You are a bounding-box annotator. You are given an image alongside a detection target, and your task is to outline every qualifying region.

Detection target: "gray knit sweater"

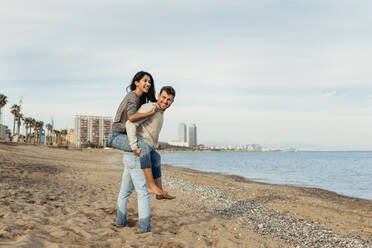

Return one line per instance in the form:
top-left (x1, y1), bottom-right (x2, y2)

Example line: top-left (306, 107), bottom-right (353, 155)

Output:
top-left (111, 91), bottom-right (139, 133)
top-left (126, 103), bottom-right (164, 150)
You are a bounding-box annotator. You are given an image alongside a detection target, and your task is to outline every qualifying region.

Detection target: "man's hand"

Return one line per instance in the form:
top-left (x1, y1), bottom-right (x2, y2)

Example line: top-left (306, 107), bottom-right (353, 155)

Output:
top-left (133, 148), bottom-right (140, 156)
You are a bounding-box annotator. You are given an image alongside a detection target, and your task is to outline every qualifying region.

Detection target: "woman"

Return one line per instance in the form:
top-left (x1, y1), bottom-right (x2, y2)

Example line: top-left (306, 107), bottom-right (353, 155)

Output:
top-left (108, 71), bottom-right (165, 196)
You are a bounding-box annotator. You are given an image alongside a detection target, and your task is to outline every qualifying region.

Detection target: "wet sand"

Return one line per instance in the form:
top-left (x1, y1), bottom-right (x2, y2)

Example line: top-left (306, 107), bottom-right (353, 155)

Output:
top-left (0, 143), bottom-right (371, 247)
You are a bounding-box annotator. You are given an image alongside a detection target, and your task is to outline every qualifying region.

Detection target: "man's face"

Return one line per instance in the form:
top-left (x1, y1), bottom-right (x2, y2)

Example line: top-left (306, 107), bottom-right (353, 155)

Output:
top-left (157, 90), bottom-right (174, 110)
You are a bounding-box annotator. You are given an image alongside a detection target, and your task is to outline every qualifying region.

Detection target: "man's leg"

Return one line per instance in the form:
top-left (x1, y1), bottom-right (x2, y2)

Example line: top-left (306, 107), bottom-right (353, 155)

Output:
top-left (151, 150), bottom-right (176, 200)
top-left (127, 152), bottom-right (151, 233)
top-left (117, 153), bottom-right (134, 227)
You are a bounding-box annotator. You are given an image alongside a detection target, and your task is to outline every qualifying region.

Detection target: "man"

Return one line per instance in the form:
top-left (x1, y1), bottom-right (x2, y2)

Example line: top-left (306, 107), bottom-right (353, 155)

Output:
top-left (116, 86), bottom-right (175, 232)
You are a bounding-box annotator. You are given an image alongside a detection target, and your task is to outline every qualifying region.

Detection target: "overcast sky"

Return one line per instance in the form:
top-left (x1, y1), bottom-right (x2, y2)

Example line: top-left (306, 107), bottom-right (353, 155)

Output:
top-left (1, 0), bottom-right (372, 150)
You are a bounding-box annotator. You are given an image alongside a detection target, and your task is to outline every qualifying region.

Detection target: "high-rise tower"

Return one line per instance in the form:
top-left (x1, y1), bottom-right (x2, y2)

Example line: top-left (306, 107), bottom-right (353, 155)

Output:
top-left (178, 123), bottom-right (187, 142)
top-left (188, 124), bottom-right (197, 147)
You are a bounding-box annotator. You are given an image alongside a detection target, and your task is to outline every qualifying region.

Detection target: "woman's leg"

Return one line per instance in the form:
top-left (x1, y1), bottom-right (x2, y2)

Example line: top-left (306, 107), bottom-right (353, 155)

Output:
top-left (109, 133), bottom-right (152, 168)
top-left (151, 150), bottom-right (176, 200)
top-left (109, 132), bottom-right (132, 152)
top-left (110, 132), bottom-right (164, 195)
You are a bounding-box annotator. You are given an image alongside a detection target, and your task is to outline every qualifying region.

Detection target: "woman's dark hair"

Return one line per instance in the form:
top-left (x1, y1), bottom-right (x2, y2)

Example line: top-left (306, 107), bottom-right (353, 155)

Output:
top-left (126, 71), bottom-right (157, 105)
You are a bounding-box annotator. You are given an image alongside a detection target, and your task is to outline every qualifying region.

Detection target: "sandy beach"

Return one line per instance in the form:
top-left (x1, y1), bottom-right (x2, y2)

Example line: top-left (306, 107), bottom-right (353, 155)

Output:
top-left (0, 143), bottom-right (371, 248)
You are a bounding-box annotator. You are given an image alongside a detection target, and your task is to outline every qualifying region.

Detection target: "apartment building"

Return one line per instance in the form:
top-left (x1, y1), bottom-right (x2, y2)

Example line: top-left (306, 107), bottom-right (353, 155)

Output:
top-left (74, 115), bottom-right (112, 148)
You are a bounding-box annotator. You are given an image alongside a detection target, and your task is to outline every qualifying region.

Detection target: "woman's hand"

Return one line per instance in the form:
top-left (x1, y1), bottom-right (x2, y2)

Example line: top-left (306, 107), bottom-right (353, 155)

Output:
top-left (150, 104), bottom-right (158, 115)
top-left (128, 104), bottom-right (158, 122)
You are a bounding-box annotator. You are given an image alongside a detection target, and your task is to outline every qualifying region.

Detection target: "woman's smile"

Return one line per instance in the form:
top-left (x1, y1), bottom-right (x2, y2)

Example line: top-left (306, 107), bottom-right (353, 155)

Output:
top-left (136, 74), bottom-right (152, 94)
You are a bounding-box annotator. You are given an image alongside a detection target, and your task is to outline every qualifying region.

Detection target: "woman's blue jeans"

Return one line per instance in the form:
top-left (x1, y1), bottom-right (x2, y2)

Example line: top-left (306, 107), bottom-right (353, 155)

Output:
top-left (117, 152), bottom-right (151, 232)
top-left (108, 132), bottom-right (153, 169)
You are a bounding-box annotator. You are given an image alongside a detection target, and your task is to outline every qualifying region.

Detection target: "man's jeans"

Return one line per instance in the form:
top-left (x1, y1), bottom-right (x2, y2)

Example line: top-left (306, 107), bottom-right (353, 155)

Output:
top-left (117, 152), bottom-right (151, 232)
top-left (109, 132), bottom-right (152, 170)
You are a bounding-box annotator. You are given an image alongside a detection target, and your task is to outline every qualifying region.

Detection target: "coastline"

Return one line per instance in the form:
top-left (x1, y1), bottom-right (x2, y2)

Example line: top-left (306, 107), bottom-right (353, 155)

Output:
top-left (161, 162), bottom-right (372, 201)
top-left (0, 143), bottom-right (371, 247)
top-left (160, 149), bottom-right (372, 201)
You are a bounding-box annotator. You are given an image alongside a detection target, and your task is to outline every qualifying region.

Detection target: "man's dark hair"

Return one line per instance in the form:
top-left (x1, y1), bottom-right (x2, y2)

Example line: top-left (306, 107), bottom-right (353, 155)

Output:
top-left (160, 86), bottom-right (176, 98)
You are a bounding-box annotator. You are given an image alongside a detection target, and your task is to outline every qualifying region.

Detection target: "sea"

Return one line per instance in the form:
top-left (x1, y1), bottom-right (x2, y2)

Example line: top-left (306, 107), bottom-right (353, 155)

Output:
top-left (161, 151), bottom-right (372, 200)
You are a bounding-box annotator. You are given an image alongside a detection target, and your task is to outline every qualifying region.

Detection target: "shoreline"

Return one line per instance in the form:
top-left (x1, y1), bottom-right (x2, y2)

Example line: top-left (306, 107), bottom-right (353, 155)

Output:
top-left (160, 149), bottom-right (372, 201)
top-left (161, 163), bottom-right (372, 203)
top-left (1, 143), bottom-right (371, 247)
top-left (159, 148), bottom-right (372, 153)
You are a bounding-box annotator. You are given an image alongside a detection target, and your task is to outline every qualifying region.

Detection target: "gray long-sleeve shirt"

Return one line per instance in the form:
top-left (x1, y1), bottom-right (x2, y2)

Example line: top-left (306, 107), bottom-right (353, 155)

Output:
top-left (126, 103), bottom-right (164, 150)
top-left (111, 91), bottom-right (140, 133)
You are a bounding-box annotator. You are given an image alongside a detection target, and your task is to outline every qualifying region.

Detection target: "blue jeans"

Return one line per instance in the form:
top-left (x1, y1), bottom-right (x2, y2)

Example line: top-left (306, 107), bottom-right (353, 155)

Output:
top-left (150, 149), bottom-right (161, 179)
top-left (117, 152), bottom-right (151, 232)
top-left (108, 132), bottom-right (161, 178)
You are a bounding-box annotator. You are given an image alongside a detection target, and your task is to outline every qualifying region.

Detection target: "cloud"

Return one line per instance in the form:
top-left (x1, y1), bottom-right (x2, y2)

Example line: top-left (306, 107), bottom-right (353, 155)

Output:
top-left (323, 91), bottom-right (337, 98)
top-left (2, 0), bottom-right (372, 91)
top-left (2, 0), bottom-right (372, 150)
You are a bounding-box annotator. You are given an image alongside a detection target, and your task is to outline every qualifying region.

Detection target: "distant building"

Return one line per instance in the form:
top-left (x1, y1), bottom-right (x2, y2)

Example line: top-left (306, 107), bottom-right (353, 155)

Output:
top-left (0, 124), bottom-right (9, 141)
top-left (66, 129), bottom-right (75, 145)
top-left (168, 141), bottom-right (188, 147)
top-left (246, 144), bottom-right (262, 151)
top-left (178, 123), bottom-right (187, 142)
top-left (74, 115), bottom-right (112, 148)
top-left (188, 124), bottom-right (197, 147)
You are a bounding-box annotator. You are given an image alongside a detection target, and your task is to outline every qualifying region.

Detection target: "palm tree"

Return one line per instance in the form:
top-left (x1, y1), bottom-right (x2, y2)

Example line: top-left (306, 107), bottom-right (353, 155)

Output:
top-left (0, 94), bottom-right (8, 125)
top-left (30, 118), bottom-right (36, 143)
top-left (46, 123), bottom-right (53, 145)
top-left (34, 121), bottom-right (40, 144)
top-left (10, 104), bottom-right (20, 136)
top-left (34, 121), bottom-right (39, 144)
top-left (17, 113), bottom-right (24, 140)
top-left (36, 121), bottom-right (44, 144)
top-left (24, 117), bottom-right (33, 143)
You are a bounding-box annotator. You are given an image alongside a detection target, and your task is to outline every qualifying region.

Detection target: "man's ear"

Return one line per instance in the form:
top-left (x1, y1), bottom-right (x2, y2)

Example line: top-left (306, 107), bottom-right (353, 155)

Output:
top-left (158, 93), bottom-right (161, 99)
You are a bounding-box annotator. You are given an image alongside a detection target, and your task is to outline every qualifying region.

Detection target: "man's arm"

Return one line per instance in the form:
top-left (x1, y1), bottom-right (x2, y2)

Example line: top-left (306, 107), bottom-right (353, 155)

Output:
top-left (126, 120), bottom-right (140, 151)
top-left (126, 104), bottom-right (155, 152)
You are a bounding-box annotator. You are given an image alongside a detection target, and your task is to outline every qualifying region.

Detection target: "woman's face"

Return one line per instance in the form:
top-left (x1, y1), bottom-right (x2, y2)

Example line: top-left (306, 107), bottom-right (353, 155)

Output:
top-left (135, 74), bottom-right (152, 94)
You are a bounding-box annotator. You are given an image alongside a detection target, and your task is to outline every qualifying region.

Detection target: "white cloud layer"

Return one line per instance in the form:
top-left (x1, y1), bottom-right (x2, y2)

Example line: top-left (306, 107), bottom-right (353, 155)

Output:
top-left (1, 0), bottom-right (372, 150)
